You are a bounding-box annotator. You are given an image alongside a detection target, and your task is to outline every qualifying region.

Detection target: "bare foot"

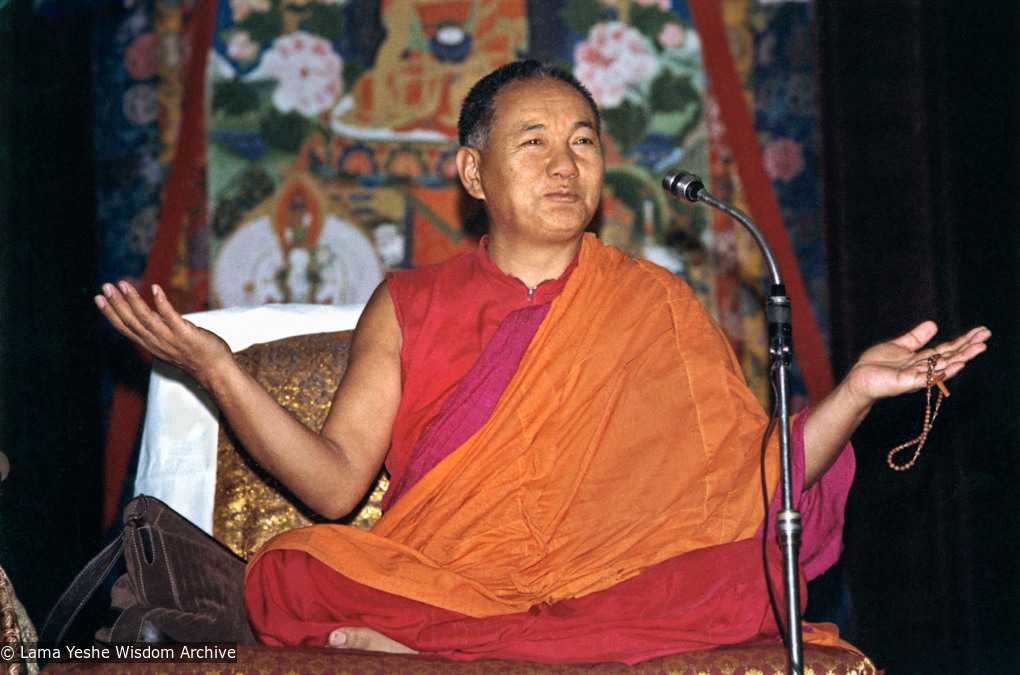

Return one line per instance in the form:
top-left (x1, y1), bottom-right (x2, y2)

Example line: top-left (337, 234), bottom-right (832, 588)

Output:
top-left (327, 627), bottom-right (418, 654)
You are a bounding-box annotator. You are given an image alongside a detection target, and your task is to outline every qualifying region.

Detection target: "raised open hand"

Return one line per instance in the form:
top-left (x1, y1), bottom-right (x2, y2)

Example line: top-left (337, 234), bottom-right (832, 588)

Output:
top-left (802, 321), bottom-right (990, 485)
top-left (94, 281), bottom-right (233, 386)
top-left (844, 321), bottom-right (990, 406)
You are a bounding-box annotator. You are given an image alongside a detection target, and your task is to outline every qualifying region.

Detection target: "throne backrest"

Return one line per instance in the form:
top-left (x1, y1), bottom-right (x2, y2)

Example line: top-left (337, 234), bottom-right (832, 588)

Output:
top-left (212, 329), bottom-right (388, 559)
top-left (133, 304), bottom-right (368, 543)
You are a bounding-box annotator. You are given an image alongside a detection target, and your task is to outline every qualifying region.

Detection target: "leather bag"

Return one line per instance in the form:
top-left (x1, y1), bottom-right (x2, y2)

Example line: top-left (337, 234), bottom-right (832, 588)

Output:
top-left (41, 494), bottom-right (255, 644)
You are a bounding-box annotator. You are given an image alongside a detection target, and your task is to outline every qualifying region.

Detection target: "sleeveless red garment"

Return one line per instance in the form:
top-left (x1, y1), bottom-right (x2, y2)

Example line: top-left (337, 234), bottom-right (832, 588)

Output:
top-left (382, 236), bottom-right (576, 507)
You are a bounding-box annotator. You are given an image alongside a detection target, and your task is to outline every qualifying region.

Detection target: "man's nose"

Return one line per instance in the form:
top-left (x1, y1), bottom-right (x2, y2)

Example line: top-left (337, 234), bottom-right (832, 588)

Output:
top-left (548, 143), bottom-right (579, 178)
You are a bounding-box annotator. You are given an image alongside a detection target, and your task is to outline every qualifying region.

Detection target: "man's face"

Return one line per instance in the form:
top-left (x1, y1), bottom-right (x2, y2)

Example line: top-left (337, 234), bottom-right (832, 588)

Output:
top-left (457, 78), bottom-right (605, 246)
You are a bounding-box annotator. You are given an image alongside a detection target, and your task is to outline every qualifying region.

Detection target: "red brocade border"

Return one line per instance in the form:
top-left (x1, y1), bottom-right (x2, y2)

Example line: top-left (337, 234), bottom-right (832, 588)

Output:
top-left (687, 0), bottom-right (835, 403)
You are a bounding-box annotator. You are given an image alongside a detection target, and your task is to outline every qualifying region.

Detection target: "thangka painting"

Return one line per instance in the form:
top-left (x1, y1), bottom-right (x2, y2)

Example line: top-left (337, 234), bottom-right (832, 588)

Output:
top-left (80, 0), bottom-right (826, 407)
top-left (206, 0), bottom-right (714, 308)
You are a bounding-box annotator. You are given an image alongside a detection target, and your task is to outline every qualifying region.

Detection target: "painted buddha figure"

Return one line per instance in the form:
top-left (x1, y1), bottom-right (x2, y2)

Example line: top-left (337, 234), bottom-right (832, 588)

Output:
top-left (333, 0), bottom-right (527, 138)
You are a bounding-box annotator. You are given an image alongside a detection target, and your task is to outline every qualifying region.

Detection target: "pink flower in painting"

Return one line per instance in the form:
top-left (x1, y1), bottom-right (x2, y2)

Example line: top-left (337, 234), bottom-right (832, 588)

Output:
top-left (125, 32), bottom-right (158, 80)
top-left (763, 137), bottom-right (806, 183)
top-left (574, 22), bottom-right (657, 108)
top-left (227, 31), bottom-right (260, 62)
top-left (252, 32), bottom-right (343, 117)
top-left (637, 0), bottom-right (672, 10)
top-left (658, 22), bottom-right (685, 49)
top-left (229, 0), bottom-right (270, 22)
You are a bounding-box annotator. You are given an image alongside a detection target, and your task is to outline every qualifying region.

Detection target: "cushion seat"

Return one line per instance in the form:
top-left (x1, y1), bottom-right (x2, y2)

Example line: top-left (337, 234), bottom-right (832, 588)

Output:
top-left (42, 641), bottom-right (875, 674)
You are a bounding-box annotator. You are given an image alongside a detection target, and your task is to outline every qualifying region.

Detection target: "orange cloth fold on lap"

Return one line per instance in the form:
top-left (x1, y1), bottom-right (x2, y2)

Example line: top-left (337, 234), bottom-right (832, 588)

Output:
top-left (247, 234), bottom-right (782, 618)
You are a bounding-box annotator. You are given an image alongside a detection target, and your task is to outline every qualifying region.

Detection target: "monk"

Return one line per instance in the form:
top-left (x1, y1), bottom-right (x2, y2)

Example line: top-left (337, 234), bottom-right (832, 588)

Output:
top-left (95, 60), bottom-right (990, 664)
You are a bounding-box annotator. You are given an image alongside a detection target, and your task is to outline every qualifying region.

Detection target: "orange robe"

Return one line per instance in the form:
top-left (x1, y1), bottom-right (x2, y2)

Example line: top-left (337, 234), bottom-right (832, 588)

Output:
top-left (253, 233), bottom-right (791, 606)
top-left (247, 234), bottom-right (851, 660)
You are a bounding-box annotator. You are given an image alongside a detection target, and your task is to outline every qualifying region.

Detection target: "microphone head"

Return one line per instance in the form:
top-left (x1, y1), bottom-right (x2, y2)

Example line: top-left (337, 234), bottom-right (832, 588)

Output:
top-left (662, 169), bottom-right (705, 203)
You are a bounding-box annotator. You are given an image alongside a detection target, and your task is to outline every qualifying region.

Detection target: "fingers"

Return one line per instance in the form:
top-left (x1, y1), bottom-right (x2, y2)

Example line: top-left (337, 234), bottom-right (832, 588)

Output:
top-left (150, 284), bottom-right (188, 331)
top-left (94, 285), bottom-right (128, 335)
top-left (95, 282), bottom-right (148, 344)
top-left (891, 320), bottom-right (939, 353)
top-left (941, 326), bottom-right (991, 356)
top-left (845, 322), bottom-right (989, 403)
top-left (96, 281), bottom-right (234, 381)
top-left (896, 325), bottom-right (990, 389)
top-left (941, 360), bottom-right (966, 381)
top-left (107, 283), bottom-right (159, 336)
top-left (94, 281), bottom-right (176, 359)
top-left (933, 327), bottom-right (990, 381)
top-left (122, 282), bottom-right (172, 340)
top-left (893, 323), bottom-right (990, 367)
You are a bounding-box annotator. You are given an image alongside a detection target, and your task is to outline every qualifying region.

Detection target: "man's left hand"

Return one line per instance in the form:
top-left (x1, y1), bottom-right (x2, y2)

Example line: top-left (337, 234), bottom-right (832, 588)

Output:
top-left (843, 321), bottom-right (991, 408)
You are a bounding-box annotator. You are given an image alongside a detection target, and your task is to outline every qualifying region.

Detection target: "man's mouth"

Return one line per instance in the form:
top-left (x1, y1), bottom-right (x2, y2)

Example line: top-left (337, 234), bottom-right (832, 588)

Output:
top-left (545, 189), bottom-right (579, 201)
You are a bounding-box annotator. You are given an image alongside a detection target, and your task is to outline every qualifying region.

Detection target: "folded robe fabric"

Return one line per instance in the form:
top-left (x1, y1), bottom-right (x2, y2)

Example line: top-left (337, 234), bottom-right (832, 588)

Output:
top-left (385, 301), bottom-right (553, 509)
top-left (248, 235), bottom-right (827, 620)
top-left (246, 410), bottom-right (853, 659)
top-left (248, 540), bottom-right (806, 663)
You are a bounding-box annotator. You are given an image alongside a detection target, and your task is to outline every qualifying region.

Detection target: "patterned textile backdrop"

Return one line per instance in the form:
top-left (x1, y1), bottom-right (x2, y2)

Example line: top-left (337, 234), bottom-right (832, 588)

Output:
top-left (707, 0), bottom-right (824, 407)
top-left (91, 0), bottom-right (208, 312)
top-left (93, 0), bottom-right (166, 294)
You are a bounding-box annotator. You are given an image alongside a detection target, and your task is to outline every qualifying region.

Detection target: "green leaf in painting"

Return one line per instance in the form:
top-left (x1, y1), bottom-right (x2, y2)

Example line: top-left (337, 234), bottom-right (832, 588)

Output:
top-left (630, 4), bottom-right (673, 38)
top-left (342, 55), bottom-right (366, 93)
top-left (305, 3), bottom-right (345, 41)
top-left (236, 11), bottom-right (283, 45)
top-left (559, 0), bottom-right (604, 36)
top-left (602, 100), bottom-right (650, 154)
top-left (649, 71), bottom-right (698, 113)
top-left (260, 109), bottom-right (313, 153)
top-left (212, 79), bottom-right (261, 116)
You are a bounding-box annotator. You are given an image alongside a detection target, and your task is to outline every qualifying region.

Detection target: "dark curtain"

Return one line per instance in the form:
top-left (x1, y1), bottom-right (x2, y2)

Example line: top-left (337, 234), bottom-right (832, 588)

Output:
top-left (817, 1), bottom-right (1020, 673)
top-left (0, 0), bottom-right (105, 637)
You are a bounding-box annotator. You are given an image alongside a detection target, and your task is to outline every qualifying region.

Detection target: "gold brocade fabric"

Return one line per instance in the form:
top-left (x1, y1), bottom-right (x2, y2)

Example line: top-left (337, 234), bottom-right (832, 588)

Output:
top-left (1, 562), bottom-right (38, 675)
top-left (212, 331), bottom-right (388, 561)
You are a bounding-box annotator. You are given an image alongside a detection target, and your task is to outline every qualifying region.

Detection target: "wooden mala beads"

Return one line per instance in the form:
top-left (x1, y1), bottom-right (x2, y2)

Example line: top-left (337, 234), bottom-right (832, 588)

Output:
top-left (887, 354), bottom-right (950, 471)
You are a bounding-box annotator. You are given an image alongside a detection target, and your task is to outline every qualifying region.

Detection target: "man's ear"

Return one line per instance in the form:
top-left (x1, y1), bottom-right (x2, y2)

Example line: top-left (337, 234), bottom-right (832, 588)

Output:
top-left (456, 146), bottom-right (485, 201)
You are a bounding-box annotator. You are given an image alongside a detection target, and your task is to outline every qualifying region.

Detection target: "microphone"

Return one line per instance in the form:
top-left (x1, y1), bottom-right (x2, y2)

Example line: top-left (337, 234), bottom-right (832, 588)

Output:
top-left (661, 166), bottom-right (803, 673)
top-left (661, 168), bottom-right (782, 289)
top-left (662, 169), bottom-right (705, 203)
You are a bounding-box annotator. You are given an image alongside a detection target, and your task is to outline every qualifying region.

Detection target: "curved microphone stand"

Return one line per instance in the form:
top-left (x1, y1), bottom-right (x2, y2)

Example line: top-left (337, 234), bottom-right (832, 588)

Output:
top-left (662, 169), bottom-right (803, 675)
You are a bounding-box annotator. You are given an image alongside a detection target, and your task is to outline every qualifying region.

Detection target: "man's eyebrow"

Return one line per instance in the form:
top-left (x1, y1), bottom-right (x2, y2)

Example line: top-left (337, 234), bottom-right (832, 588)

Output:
top-left (513, 120), bottom-right (598, 134)
top-left (516, 122), bottom-right (546, 134)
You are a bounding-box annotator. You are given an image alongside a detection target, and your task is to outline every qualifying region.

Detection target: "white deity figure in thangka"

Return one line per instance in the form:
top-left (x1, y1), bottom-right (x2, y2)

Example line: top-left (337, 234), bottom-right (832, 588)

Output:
top-left (212, 174), bottom-right (383, 307)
